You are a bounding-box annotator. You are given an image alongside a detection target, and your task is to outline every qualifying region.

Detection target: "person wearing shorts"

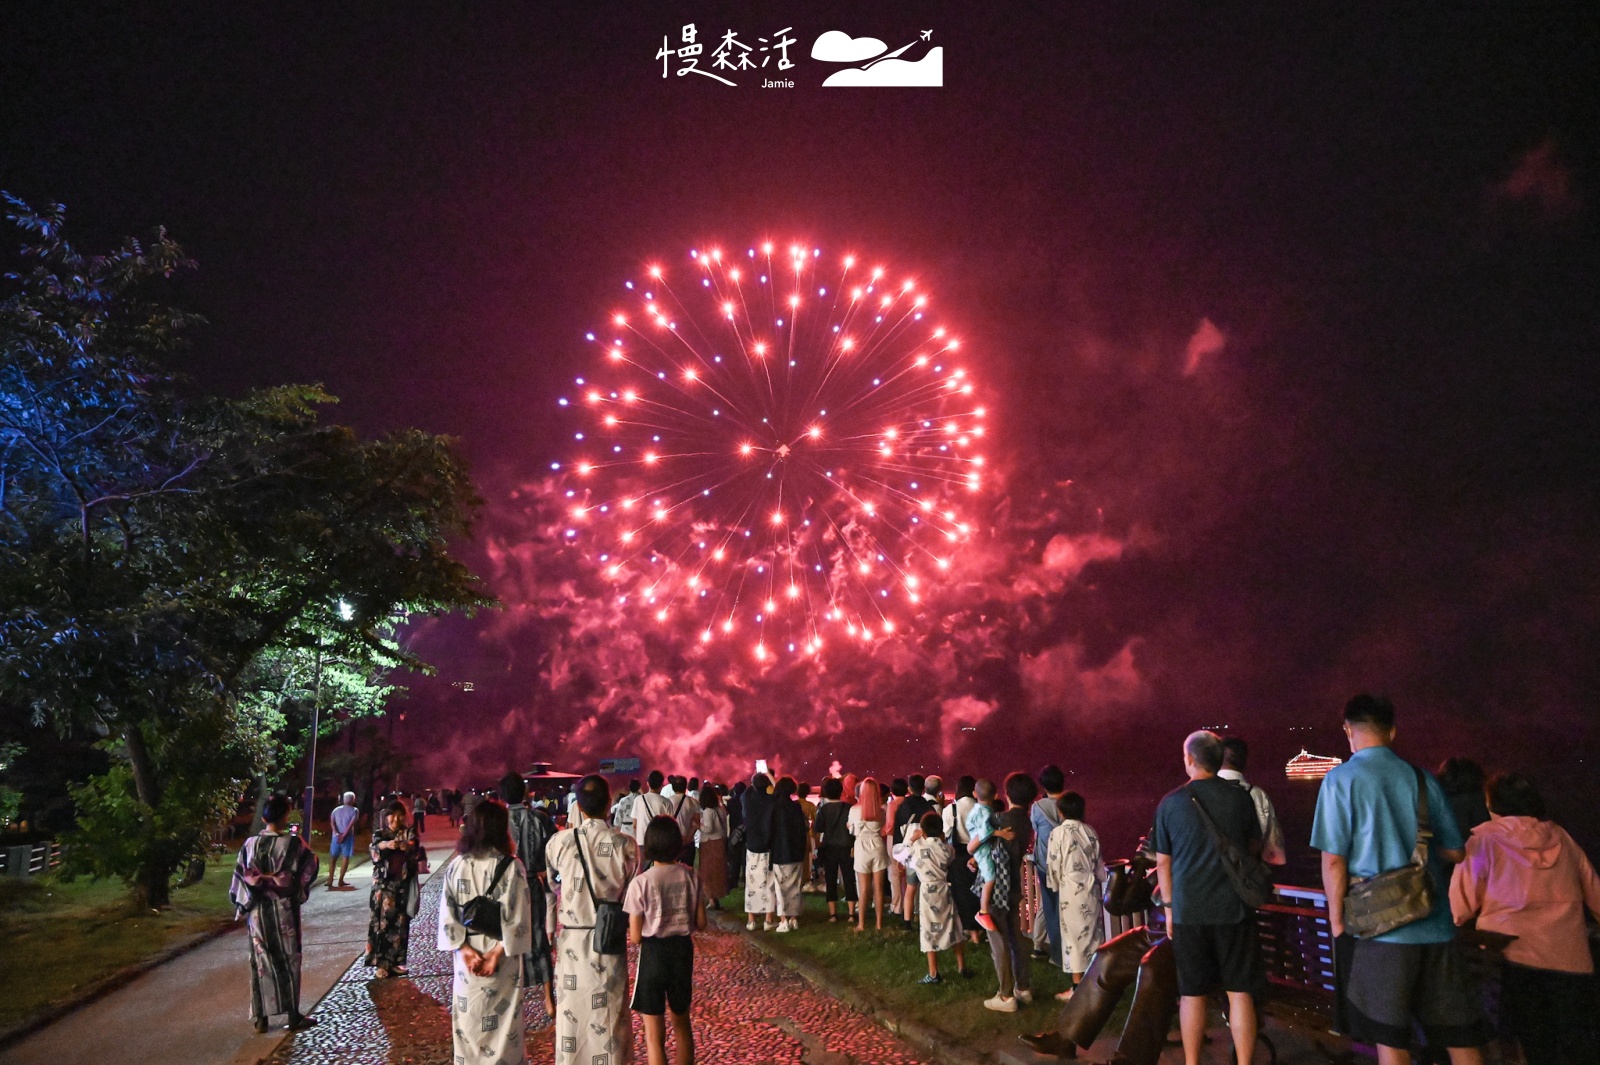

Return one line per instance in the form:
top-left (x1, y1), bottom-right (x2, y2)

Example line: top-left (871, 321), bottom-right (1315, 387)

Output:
top-left (1154, 730), bottom-right (1265, 1065)
top-left (327, 792), bottom-right (359, 890)
top-left (1313, 695), bottom-right (1490, 1065)
top-left (626, 816), bottom-right (707, 1065)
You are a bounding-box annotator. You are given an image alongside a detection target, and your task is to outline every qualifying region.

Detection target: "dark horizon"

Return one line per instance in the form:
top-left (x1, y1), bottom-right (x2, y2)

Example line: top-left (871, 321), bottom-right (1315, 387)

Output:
top-left (4, 3), bottom-right (1597, 865)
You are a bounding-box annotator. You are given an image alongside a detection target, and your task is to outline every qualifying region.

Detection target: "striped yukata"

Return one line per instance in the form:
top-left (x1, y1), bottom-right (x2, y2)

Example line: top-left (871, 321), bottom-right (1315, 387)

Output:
top-left (230, 831), bottom-right (319, 1027)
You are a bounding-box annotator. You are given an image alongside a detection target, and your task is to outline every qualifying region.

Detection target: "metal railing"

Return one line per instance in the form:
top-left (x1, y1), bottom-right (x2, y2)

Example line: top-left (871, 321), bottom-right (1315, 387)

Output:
top-left (1020, 859), bottom-right (1335, 1001)
top-left (1, 840), bottom-right (64, 878)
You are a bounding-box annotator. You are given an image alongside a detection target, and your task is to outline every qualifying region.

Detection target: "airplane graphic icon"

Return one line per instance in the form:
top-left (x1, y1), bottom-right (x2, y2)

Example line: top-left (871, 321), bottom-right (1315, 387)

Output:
top-left (920, 30), bottom-right (932, 41)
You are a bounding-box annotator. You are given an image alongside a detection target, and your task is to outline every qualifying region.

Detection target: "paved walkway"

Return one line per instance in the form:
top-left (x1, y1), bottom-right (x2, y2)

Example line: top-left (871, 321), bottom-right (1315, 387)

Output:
top-left (267, 875), bottom-right (926, 1065)
top-left (0, 823), bottom-right (453, 1065)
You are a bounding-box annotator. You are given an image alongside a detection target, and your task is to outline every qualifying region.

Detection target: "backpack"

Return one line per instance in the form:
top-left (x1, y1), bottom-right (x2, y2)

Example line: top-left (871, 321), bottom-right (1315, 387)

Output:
top-left (460, 855), bottom-right (515, 940)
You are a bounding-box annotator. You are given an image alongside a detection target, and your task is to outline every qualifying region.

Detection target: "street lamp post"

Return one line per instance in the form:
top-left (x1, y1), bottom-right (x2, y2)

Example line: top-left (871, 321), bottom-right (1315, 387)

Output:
top-left (302, 599), bottom-right (352, 836)
top-left (302, 644), bottom-right (323, 835)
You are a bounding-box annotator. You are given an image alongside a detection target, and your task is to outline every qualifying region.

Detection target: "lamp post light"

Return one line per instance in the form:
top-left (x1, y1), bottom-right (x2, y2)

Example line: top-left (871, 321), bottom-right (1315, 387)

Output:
top-left (302, 599), bottom-right (354, 836)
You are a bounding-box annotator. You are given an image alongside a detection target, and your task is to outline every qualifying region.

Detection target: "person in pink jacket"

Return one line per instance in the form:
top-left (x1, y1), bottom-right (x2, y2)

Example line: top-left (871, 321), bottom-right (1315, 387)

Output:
top-left (1450, 772), bottom-right (1600, 1065)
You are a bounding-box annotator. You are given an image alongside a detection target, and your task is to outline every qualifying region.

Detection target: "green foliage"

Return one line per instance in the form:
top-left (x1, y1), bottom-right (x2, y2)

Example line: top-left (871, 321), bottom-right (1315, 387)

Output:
top-left (0, 195), bottom-right (493, 905)
top-left (0, 742), bottom-right (22, 829)
top-left (65, 710), bottom-right (251, 891)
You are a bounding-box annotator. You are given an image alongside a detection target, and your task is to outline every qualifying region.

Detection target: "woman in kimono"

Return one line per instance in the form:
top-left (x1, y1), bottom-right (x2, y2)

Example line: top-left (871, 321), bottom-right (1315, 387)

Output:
top-left (231, 793), bottom-right (321, 1033)
top-left (367, 799), bottom-right (425, 977)
top-left (1043, 791), bottom-right (1105, 997)
top-left (907, 812), bottom-right (970, 982)
top-left (849, 777), bottom-right (890, 931)
top-left (500, 772), bottom-right (557, 1018)
top-left (438, 797), bottom-right (534, 1065)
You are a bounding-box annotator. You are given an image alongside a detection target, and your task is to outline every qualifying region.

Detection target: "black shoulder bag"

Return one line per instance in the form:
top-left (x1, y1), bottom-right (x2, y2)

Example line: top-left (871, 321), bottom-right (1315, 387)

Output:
top-left (575, 828), bottom-right (628, 955)
top-left (1343, 764), bottom-right (1435, 939)
top-left (460, 854), bottom-right (514, 940)
top-left (1188, 784), bottom-right (1276, 910)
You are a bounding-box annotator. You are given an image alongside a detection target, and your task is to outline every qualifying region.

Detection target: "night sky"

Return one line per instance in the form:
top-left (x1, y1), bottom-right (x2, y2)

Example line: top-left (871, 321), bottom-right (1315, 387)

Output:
top-left (5, 3), bottom-right (1597, 869)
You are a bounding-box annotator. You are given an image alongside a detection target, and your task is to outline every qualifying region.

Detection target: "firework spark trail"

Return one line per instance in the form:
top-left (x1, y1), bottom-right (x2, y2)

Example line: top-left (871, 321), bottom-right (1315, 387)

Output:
top-left (556, 241), bottom-right (989, 661)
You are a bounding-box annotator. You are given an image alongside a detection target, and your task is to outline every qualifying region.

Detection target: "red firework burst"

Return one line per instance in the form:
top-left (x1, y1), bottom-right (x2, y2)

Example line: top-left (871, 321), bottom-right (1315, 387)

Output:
top-left (555, 241), bottom-right (988, 660)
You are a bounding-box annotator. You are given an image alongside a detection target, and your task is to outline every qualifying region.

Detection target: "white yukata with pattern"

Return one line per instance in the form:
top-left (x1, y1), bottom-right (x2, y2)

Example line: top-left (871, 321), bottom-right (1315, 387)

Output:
top-left (437, 851), bottom-right (535, 1065)
top-left (743, 850), bottom-right (774, 912)
top-left (546, 819), bottom-right (639, 1065)
top-left (908, 836), bottom-right (963, 953)
top-left (1044, 818), bottom-right (1107, 975)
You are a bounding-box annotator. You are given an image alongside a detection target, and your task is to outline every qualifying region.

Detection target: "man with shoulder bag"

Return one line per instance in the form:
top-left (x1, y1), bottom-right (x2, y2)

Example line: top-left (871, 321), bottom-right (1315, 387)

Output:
top-left (546, 775), bottom-right (639, 1065)
top-left (1311, 695), bottom-right (1491, 1065)
top-left (1153, 730), bottom-right (1266, 1065)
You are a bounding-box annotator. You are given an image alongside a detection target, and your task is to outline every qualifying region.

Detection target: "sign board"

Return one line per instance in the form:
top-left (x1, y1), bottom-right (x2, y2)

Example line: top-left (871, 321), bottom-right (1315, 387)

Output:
top-left (599, 757), bottom-right (642, 774)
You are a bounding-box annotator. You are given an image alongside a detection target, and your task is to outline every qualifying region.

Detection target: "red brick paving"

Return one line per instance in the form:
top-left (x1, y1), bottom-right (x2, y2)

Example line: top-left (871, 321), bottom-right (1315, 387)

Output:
top-left (268, 876), bottom-right (925, 1065)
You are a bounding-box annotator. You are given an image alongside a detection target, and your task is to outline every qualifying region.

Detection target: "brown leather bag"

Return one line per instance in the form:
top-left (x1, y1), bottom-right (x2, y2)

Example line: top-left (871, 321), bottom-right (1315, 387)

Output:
top-left (1343, 764), bottom-right (1435, 939)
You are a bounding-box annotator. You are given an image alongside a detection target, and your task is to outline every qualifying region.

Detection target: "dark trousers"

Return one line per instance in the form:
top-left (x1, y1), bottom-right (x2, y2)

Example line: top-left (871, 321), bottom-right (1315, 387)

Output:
top-left (1501, 963), bottom-right (1600, 1065)
top-left (986, 904), bottom-right (1032, 997)
top-left (1036, 867), bottom-right (1062, 965)
top-left (819, 844), bottom-right (857, 904)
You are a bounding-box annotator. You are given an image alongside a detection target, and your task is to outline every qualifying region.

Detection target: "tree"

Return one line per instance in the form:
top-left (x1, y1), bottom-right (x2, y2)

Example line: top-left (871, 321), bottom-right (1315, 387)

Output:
top-left (0, 195), bottom-right (492, 905)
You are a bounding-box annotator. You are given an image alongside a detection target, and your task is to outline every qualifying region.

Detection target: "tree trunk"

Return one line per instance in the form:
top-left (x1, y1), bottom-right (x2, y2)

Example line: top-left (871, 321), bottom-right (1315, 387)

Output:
top-left (249, 772), bottom-right (271, 835)
top-left (123, 722), bottom-right (161, 808)
top-left (123, 722), bottom-right (175, 908)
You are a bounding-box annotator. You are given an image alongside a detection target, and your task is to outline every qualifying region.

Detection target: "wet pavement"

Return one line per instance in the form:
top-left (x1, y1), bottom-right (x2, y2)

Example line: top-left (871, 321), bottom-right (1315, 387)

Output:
top-left (267, 876), bottom-right (926, 1065)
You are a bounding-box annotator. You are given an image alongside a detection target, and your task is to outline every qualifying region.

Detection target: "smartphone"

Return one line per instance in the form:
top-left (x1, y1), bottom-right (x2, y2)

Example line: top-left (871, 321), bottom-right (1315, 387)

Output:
top-left (754, 759), bottom-right (769, 776)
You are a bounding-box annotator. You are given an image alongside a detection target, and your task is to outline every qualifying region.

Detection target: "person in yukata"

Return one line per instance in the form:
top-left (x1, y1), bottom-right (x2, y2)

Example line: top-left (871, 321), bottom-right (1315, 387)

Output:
top-left (367, 799), bottom-right (425, 978)
top-left (546, 774), bottom-right (640, 1065)
top-left (231, 792), bottom-right (320, 1033)
top-left (438, 797), bottom-right (534, 1065)
top-left (907, 812), bottom-right (971, 983)
top-left (500, 771), bottom-right (557, 1019)
top-left (1044, 791), bottom-right (1106, 997)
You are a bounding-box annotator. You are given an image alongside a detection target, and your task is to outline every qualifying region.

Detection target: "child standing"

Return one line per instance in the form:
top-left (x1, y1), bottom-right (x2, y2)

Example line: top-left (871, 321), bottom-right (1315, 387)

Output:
top-left (626, 816), bottom-right (708, 1065)
top-left (965, 779), bottom-right (1002, 930)
top-left (908, 812), bottom-right (971, 983)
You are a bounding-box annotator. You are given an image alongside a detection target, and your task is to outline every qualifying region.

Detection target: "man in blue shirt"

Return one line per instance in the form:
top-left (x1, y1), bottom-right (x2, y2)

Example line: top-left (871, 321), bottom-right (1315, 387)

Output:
top-left (1311, 694), bottom-right (1491, 1065)
top-left (1154, 731), bottom-right (1263, 1065)
top-left (1030, 764), bottom-right (1068, 966)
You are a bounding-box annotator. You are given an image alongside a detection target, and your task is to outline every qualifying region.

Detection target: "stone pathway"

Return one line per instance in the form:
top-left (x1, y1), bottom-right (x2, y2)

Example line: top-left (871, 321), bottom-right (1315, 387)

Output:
top-left (268, 877), bottom-right (926, 1065)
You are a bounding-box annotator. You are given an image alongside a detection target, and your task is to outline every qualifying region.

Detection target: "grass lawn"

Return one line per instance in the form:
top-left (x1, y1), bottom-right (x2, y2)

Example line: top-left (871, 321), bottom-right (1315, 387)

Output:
top-left (723, 887), bottom-right (1099, 1054)
top-left (0, 852), bottom-right (240, 1035)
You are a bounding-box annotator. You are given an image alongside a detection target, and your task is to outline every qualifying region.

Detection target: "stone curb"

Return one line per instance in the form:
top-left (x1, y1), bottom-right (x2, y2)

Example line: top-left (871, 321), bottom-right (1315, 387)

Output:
top-left (0, 855), bottom-right (372, 1057)
top-left (709, 909), bottom-right (999, 1065)
top-left (0, 918), bottom-right (239, 1051)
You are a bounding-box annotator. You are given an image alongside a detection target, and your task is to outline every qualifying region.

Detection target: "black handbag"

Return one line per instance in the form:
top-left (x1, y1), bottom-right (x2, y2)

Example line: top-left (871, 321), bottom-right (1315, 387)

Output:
top-left (574, 829), bottom-right (627, 955)
top-left (1344, 764), bottom-right (1435, 939)
top-left (460, 855), bottom-right (514, 940)
top-left (1188, 785), bottom-right (1276, 909)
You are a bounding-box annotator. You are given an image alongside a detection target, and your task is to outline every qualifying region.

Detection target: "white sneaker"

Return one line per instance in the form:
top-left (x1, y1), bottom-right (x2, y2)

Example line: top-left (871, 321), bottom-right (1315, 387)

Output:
top-left (1015, 989), bottom-right (1033, 1005)
top-left (746, 918), bottom-right (757, 931)
top-left (983, 994), bottom-right (1018, 1013)
top-left (775, 919), bottom-right (793, 933)
top-left (763, 920), bottom-right (778, 932)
